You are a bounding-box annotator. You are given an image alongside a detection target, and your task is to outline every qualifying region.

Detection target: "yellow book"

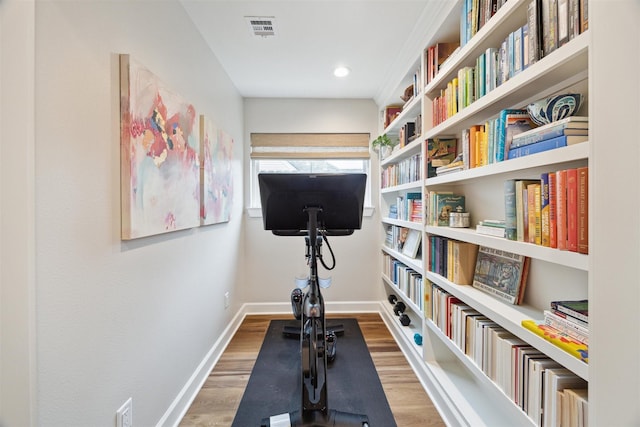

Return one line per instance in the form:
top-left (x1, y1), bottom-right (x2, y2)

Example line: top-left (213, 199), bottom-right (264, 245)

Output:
top-left (521, 320), bottom-right (588, 363)
top-left (534, 183), bottom-right (542, 245)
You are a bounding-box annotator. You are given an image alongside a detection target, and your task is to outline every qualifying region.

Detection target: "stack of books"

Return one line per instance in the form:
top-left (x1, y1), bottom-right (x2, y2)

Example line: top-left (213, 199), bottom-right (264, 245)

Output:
top-left (522, 299), bottom-right (589, 363)
top-left (507, 116), bottom-right (588, 159)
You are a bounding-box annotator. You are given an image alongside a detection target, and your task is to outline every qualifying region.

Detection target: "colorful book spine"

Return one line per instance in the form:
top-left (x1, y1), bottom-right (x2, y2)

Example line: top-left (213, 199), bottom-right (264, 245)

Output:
top-left (551, 300), bottom-right (588, 323)
top-left (556, 169), bottom-right (568, 250)
top-left (540, 172), bottom-right (550, 246)
top-left (548, 172), bottom-right (558, 248)
top-left (504, 179), bottom-right (518, 240)
top-left (521, 320), bottom-right (588, 363)
top-left (577, 166), bottom-right (589, 254)
top-left (566, 168), bottom-right (578, 251)
top-left (507, 134), bottom-right (568, 159)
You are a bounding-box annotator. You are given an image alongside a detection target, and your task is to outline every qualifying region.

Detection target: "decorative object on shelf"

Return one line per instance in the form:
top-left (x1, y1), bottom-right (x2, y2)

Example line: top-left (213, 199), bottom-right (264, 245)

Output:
top-left (399, 314), bottom-right (411, 326)
top-left (393, 301), bottom-right (406, 316)
top-left (527, 93), bottom-right (583, 126)
top-left (449, 210), bottom-right (470, 228)
top-left (401, 84), bottom-right (414, 103)
top-left (472, 246), bottom-right (530, 305)
top-left (371, 133), bottom-right (394, 159)
top-left (401, 229), bottom-right (422, 258)
top-left (413, 333), bottom-right (423, 345)
top-left (383, 105), bottom-right (403, 128)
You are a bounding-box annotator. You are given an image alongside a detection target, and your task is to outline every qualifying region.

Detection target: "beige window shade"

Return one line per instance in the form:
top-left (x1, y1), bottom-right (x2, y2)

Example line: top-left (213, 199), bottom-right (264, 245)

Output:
top-left (250, 133), bottom-right (370, 159)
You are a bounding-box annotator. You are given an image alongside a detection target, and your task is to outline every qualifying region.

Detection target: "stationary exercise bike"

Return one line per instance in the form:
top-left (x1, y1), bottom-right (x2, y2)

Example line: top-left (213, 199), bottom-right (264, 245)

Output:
top-left (258, 173), bottom-right (369, 427)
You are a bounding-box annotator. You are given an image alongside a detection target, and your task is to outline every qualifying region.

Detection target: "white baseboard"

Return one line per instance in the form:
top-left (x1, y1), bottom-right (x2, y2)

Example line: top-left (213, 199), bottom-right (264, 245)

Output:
top-left (159, 301), bottom-right (380, 426)
top-left (157, 306), bottom-right (249, 427)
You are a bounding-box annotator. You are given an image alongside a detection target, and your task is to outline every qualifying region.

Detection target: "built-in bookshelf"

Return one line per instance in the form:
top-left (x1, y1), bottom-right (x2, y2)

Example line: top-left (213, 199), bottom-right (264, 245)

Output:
top-left (376, 0), bottom-right (591, 425)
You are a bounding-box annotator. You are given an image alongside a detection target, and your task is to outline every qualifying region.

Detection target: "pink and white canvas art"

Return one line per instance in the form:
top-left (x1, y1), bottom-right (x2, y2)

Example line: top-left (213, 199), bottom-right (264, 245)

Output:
top-left (120, 54), bottom-right (200, 239)
top-left (200, 115), bottom-right (234, 225)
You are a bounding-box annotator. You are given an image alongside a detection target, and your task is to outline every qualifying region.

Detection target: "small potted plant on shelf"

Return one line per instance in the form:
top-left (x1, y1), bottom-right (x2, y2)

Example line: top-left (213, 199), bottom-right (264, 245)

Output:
top-left (371, 134), bottom-right (394, 159)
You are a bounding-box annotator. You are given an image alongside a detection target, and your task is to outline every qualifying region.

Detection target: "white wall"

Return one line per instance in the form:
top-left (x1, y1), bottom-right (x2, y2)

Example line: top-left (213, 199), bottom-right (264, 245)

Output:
top-left (242, 98), bottom-right (383, 306)
top-left (1, 1), bottom-right (37, 426)
top-left (32, 1), bottom-right (244, 425)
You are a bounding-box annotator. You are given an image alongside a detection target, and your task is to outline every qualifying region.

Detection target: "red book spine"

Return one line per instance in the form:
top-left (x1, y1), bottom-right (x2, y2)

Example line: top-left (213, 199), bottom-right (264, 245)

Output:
top-left (548, 172), bottom-right (558, 248)
top-left (556, 169), bottom-right (568, 250)
top-left (577, 166), bottom-right (589, 254)
top-left (567, 168), bottom-right (578, 252)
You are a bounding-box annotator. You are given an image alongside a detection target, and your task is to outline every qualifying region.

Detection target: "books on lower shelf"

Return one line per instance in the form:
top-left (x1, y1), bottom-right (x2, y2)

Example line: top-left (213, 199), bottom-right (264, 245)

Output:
top-left (521, 320), bottom-right (588, 363)
top-left (382, 253), bottom-right (423, 311)
top-left (472, 246), bottom-right (530, 304)
top-left (551, 299), bottom-right (588, 324)
top-left (428, 283), bottom-right (587, 426)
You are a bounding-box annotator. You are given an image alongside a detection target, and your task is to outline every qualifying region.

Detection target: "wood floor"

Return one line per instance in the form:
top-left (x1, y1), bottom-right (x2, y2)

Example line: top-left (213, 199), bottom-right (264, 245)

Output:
top-left (179, 312), bottom-right (445, 427)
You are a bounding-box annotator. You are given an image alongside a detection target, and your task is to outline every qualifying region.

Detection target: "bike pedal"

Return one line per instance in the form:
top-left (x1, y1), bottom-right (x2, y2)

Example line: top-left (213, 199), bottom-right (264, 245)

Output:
top-left (290, 288), bottom-right (303, 320)
top-left (326, 331), bottom-right (337, 363)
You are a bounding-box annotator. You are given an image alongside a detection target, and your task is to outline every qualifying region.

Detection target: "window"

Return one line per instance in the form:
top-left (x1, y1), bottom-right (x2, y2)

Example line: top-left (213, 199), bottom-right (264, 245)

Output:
top-left (249, 133), bottom-right (372, 213)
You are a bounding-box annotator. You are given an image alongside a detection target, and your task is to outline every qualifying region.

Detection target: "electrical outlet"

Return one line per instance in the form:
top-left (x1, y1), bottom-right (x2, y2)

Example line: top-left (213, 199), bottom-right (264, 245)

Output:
top-left (116, 397), bottom-right (133, 427)
top-left (224, 291), bottom-right (230, 308)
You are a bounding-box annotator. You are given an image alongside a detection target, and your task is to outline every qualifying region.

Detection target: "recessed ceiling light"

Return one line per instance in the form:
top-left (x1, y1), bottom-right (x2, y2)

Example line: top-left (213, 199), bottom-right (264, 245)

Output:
top-left (334, 66), bottom-right (350, 78)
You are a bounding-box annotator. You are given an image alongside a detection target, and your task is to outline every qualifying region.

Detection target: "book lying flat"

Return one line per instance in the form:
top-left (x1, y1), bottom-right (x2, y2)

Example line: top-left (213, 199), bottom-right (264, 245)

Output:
top-left (511, 116), bottom-right (588, 148)
top-left (507, 134), bottom-right (588, 159)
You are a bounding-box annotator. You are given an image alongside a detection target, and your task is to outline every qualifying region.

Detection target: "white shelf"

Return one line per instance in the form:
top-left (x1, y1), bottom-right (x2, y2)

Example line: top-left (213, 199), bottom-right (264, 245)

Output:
top-left (425, 226), bottom-right (589, 271)
top-left (381, 218), bottom-right (422, 230)
top-left (383, 93), bottom-right (422, 137)
top-left (380, 180), bottom-right (422, 194)
top-left (427, 271), bottom-right (589, 380)
top-left (425, 32), bottom-right (589, 139)
top-left (381, 246), bottom-right (423, 274)
top-left (424, 321), bottom-right (537, 426)
top-left (379, 299), bottom-right (423, 357)
top-left (380, 137), bottom-right (422, 166)
top-left (382, 275), bottom-right (424, 318)
top-left (426, 143), bottom-right (589, 185)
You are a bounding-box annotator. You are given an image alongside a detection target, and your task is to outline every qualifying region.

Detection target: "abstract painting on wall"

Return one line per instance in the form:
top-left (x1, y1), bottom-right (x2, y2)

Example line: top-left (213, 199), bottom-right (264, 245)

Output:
top-left (120, 54), bottom-right (200, 239)
top-left (200, 115), bottom-right (234, 225)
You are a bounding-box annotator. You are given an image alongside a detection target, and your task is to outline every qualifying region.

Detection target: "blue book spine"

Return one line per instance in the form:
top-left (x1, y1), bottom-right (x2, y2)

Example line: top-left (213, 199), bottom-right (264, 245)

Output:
top-left (504, 179), bottom-right (518, 240)
top-left (508, 135), bottom-right (568, 159)
top-left (496, 109), bottom-right (525, 162)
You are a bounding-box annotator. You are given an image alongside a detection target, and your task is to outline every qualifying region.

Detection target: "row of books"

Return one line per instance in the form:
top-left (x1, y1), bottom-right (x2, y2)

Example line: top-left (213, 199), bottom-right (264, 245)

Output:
top-left (427, 238), bottom-right (530, 306)
top-left (433, 0), bottom-right (589, 128)
top-left (460, 0), bottom-right (508, 47)
top-left (427, 237), bottom-right (479, 286)
top-left (428, 282), bottom-right (587, 427)
top-left (380, 152), bottom-right (422, 189)
top-left (532, 0), bottom-right (589, 60)
top-left (388, 193), bottom-right (423, 223)
top-left (398, 119), bottom-right (418, 148)
top-left (423, 42), bottom-right (459, 86)
top-left (446, 113), bottom-right (587, 175)
top-left (425, 191), bottom-right (466, 227)
top-left (383, 254), bottom-right (424, 311)
top-left (504, 166), bottom-right (588, 253)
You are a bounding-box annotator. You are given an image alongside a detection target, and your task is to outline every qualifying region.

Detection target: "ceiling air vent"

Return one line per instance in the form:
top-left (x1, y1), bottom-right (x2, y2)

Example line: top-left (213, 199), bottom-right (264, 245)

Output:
top-left (245, 16), bottom-right (277, 38)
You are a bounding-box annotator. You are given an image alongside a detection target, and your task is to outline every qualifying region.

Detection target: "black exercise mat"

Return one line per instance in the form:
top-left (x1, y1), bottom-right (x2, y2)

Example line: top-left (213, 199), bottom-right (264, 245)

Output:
top-left (231, 318), bottom-right (397, 426)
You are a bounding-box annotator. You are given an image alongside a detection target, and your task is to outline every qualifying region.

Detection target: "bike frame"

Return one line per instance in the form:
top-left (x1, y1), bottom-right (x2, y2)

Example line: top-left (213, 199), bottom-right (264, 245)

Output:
top-left (300, 207), bottom-right (329, 416)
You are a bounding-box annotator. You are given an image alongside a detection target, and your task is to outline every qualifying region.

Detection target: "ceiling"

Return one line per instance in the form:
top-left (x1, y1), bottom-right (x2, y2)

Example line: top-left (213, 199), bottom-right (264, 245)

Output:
top-left (181, 1), bottom-right (437, 105)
